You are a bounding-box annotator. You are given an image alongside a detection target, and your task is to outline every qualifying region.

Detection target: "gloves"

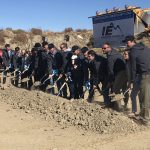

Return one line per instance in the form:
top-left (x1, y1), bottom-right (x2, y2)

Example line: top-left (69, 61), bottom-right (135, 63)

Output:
top-left (66, 72), bottom-right (73, 82)
top-left (66, 72), bottom-right (71, 77)
top-left (85, 81), bottom-right (91, 90)
top-left (24, 65), bottom-right (29, 70)
top-left (9, 64), bottom-right (13, 69)
top-left (52, 69), bottom-right (58, 75)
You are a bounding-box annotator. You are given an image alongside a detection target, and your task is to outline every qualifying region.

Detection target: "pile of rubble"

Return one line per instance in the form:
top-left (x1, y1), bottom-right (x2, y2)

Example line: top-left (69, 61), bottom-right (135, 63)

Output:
top-left (0, 85), bottom-right (146, 134)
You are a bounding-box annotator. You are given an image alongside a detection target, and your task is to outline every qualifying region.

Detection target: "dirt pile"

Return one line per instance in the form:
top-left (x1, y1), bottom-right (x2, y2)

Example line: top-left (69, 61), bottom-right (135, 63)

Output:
top-left (0, 84), bottom-right (146, 135)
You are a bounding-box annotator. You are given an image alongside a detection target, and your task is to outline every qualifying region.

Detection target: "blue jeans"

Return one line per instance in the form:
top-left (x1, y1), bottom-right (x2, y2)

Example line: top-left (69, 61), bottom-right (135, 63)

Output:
top-left (130, 75), bottom-right (142, 113)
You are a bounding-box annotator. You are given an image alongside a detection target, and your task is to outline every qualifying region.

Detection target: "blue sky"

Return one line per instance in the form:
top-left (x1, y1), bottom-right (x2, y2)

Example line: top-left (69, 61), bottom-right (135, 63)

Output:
top-left (0, 0), bottom-right (149, 31)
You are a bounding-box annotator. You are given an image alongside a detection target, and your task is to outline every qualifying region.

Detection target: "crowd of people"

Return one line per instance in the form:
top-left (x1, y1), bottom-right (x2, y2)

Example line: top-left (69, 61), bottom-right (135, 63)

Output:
top-left (0, 35), bottom-right (150, 126)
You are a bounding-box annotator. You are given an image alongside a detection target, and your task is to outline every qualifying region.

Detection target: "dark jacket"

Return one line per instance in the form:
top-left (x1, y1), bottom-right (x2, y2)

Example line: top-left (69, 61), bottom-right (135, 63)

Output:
top-left (27, 54), bottom-right (36, 74)
top-left (107, 49), bottom-right (126, 82)
top-left (71, 55), bottom-right (84, 81)
top-left (81, 56), bottom-right (89, 82)
top-left (34, 48), bottom-right (52, 75)
top-left (12, 53), bottom-right (22, 70)
top-left (130, 43), bottom-right (150, 81)
top-left (2, 49), bottom-right (14, 67)
top-left (21, 55), bottom-right (30, 71)
top-left (125, 60), bottom-right (132, 83)
top-left (49, 50), bottom-right (63, 74)
top-left (88, 55), bottom-right (107, 86)
top-left (61, 51), bottom-right (73, 73)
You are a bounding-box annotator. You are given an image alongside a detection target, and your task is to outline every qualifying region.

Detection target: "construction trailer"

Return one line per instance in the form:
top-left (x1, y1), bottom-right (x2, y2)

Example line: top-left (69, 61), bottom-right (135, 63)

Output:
top-left (90, 7), bottom-right (150, 48)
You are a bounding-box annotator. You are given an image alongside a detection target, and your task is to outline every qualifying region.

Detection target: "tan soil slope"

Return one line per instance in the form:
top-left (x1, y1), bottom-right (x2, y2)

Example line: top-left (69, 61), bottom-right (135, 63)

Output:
top-left (0, 85), bottom-right (150, 150)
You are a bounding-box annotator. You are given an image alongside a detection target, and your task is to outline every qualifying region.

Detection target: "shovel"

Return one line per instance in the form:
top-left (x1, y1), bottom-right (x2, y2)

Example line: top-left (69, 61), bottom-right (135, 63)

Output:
top-left (33, 74), bottom-right (54, 87)
top-left (110, 88), bottom-right (130, 102)
top-left (31, 74), bottom-right (47, 87)
top-left (56, 75), bottom-right (71, 97)
top-left (11, 68), bottom-right (29, 81)
top-left (21, 73), bottom-right (33, 83)
top-left (46, 75), bottom-right (62, 89)
top-left (35, 74), bottom-right (49, 85)
top-left (57, 81), bottom-right (67, 97)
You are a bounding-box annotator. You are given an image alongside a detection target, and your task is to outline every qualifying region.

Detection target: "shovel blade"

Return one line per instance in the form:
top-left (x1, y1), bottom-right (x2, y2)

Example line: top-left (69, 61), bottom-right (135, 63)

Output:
top-left (12, 78), bottom-right (18, 81)
top-left (21, 78), bottom-right (30, 83)
top-left (33, 81), bottom-right (41, 87)
top-left (111, 94), bottom-right (124, 102)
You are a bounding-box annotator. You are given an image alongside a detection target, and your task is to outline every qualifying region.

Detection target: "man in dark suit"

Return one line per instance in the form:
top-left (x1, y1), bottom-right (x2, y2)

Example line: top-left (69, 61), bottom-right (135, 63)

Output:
top-left (2, 44), bottom-right (14, 83)
top-left (87, 50), bottom-right (110, 106)
top-left (102, 42), bottom-right (128, 111)
top-left (123, 35), bottom-right (150, 125)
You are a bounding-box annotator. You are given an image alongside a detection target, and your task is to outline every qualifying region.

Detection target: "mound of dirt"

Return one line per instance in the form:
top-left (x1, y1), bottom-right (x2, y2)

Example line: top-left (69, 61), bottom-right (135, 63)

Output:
top-left (0, 85), bottom-right (146, 135)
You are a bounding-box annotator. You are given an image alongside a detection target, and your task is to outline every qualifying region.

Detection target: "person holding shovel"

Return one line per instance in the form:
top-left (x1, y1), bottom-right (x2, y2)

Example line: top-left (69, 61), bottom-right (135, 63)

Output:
top-left (87, 50), bottom-right (110, 106)
top-left (102, 42), bottom-right (128, 111)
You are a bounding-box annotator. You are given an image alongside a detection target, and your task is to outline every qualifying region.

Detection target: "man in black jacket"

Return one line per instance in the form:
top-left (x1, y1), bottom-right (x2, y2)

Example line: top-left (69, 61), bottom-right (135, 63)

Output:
top-left (123, 35), bottom-right (150, 125)
top-left (81, 47), bottom-right (89, 84)
top-left (2, 44), bottom-right (14, 84)
top-left (2, 44), bottom-right (14, 69)
top-left (34, 42), bottom-right (53, 91)
top-left (25, 47), bottom-right (38, 89)
top-left (87, 50), bottom-right (110, 105)
top-left (11, 47), bottom-right (22, 86)
top-left (48, 43), bottom-right (66, 96)
top-left (71, 45), bottom-right (84, 99)
top-left (12, 47), bottom-right (22, 70)
top-left (60, 43), bottom-right (74, 99)
top-left (102, 42), bottom-right (128, 111)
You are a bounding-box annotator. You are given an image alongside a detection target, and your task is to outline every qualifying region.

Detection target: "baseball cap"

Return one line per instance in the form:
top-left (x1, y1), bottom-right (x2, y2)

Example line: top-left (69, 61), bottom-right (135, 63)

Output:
top-left (122, 35), bottom-right (135, 43)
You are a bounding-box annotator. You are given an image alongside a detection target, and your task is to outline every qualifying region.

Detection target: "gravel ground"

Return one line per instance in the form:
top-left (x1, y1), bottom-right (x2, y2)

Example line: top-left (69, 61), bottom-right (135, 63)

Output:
top-left (0, 84), bottom-right (146, 135)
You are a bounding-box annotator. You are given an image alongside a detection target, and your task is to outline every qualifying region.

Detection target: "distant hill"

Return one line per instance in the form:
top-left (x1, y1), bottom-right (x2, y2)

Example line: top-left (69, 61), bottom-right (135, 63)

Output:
top-left (0, 28), bottom-right (93, 50)
top-left (0, 28), bottom-right (149, 51)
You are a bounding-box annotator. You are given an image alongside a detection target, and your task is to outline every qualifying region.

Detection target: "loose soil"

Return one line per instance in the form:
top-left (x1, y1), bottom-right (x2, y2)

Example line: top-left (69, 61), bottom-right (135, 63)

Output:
top-left (0, 84), bottom-right (150, 150)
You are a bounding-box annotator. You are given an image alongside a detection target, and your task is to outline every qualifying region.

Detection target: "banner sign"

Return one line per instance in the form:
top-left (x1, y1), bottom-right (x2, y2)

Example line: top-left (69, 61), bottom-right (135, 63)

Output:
top-left (92, 10), bottom-right (135, 48)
